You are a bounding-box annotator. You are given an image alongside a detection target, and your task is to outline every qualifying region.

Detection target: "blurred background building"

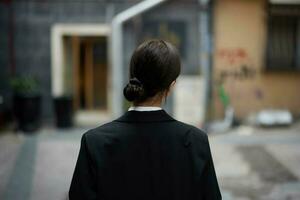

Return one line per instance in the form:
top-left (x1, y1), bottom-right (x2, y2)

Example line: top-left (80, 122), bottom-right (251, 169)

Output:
top-left (1, 0), bottom-right (300, 130)
top-left (0, 0), bottom-right (207, 128)
top-left (1, 1), bottom-right (300, 200)
top-left (0, 0), bottom-right (299, 129)
top-left (213, 0), bottom-right (300, 122)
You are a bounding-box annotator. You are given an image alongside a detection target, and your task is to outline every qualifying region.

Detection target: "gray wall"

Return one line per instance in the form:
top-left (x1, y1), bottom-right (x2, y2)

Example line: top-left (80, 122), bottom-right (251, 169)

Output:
top-left (123, 1), bottom-right (201, 113)
top-left (0, 4), bottom-right (11, 113)
top-left (141, 1), bottom-right (201, 75)
top-left (0, 0), bottom-right (201, 122)
top-left (0, 0), bottom-right (140, 122)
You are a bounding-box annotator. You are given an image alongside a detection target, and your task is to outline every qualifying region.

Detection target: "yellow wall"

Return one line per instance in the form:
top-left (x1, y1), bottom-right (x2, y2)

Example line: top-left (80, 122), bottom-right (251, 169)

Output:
top-left (213, 0), bottom-right (300, 119)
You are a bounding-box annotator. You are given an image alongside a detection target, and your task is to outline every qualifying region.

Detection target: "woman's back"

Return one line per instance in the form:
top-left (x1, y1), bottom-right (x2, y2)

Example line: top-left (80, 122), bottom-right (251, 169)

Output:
top-left (69, 40), bottom-right (221, 200)
top-left (69, 110), bottom-right (221, 200)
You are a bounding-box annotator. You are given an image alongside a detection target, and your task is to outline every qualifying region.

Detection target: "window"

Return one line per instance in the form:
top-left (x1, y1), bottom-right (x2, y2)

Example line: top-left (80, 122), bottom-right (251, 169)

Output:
top-left (266, 4), bottom-right (300, 71)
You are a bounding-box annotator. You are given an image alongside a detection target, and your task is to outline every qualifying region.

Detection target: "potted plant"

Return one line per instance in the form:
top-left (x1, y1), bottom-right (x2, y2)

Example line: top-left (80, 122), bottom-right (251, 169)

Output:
top-left (0, 95), bottom-right (5, 131)
top-left (11, 76), bottom-right (41, 133)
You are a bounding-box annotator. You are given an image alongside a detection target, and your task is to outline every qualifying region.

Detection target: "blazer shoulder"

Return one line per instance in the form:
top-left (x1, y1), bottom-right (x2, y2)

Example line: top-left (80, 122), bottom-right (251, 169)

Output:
top-left (173, 120), bottom-right (209, 145)
top-left (173, 120), bottom-right (210, 161)
top-left (82, 121), bottom-right (119, 142)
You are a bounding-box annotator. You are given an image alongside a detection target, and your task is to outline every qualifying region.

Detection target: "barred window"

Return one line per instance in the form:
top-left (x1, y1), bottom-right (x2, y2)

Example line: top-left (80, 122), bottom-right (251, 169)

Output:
top-left (266, 4), bottom-right (300, 71)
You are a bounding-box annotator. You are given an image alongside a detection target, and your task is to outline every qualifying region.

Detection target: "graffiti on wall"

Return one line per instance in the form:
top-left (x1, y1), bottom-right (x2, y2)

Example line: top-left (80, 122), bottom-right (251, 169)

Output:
top-left (218, 48), bottom-right (247, 65)
top-left (214, 47), bottom-right (265, 105)
top-left (217, 48), bottom-right (257, 83)
top-left (219, 65), bottom-right (256, 82)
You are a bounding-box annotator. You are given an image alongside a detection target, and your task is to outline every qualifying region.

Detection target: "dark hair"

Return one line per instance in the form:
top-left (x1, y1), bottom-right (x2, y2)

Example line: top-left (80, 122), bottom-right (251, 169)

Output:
top-left (123, 39), bottom-right (181, 103)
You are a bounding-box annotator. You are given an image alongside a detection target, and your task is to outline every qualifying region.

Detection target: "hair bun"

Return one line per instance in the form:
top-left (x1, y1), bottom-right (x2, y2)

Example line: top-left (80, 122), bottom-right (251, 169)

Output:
top-left (129, 77), bottom-right (142, 86)
top-left (123, 78), bottom-right (145, 102)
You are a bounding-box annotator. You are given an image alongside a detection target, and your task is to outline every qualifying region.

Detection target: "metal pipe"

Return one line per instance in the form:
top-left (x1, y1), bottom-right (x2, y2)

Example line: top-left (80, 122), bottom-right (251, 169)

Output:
top-left (8, 0), bottom-right (16, 76)
top-left (198, 0), bottom-right (212, 126)
top-left (111, 0), bottom-right (166, 118)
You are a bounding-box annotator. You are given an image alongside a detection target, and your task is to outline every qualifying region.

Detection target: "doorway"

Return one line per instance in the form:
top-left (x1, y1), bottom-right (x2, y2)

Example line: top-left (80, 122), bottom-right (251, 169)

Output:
top-left (63, 35), bottom-right (108, 125)
top-left (51, 24), bottom-right (111, 126)
top-left (69, 36), bottom-right (108, 111)
top-left (63, 35), bottom-right (109, 125)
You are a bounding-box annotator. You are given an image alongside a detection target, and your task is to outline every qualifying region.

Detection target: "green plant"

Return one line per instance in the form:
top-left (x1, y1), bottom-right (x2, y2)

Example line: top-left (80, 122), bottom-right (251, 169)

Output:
top-left (218, 84), bottom-right (230, 108)
top-left (10, 76), bottom-right (40, 95)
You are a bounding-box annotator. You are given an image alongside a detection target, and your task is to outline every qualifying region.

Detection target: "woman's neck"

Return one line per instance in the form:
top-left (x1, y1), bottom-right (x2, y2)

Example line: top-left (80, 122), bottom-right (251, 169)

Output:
top-left (133, 102), bottom-right (162, 107)
top-left (133, 95), bottom-right (163, 107)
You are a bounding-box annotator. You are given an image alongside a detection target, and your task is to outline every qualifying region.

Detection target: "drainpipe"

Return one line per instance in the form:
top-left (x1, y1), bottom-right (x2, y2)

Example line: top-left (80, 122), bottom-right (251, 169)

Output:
top-left (111, 0), bottom-right (167, 118)
top-left (7, 0), bottom-right (16, 76)
top-left (198, 0), bottom-right (212, 126)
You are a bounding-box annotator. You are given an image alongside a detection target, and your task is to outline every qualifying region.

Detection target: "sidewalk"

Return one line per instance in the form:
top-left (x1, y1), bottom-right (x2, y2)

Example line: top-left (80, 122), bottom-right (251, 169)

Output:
top-left (212, 123), bottom-right (300, 200)
top-left (0, 128), bottom-right (86, 200)
top-left (0, 123), bottom-right (299, 200)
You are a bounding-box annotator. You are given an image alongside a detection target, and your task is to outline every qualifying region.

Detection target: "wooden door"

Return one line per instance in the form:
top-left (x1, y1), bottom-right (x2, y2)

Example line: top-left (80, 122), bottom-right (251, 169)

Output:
top-left (71, 36), bottom-right (108, 111)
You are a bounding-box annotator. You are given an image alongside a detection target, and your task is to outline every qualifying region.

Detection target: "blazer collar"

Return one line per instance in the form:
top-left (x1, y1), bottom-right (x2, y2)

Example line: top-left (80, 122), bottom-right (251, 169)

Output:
top-left (114, 109), bottom-right (176, 123)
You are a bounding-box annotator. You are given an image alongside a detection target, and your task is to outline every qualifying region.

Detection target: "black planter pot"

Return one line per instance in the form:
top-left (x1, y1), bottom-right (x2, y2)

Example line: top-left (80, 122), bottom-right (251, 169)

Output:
top-left (13, 94), bottom-right (41, 133)
top-left (0, 99), bottom-right (4, 130)
top-left (54, 96), bottom-right (73, 128)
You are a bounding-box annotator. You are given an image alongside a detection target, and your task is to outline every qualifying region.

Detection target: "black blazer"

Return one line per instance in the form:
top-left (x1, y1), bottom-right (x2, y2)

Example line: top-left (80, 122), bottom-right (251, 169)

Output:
top-left (69, 110), bottom-right (221, 200)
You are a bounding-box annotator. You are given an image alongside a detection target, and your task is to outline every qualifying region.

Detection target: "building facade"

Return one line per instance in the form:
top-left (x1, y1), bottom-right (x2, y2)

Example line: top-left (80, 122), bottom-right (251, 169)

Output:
top-left (0, 0), bottom-right (207, 126)
top-left (1, 0), bottom-right (299, 128)
top-left (212, 0), bottom-right (300, 120)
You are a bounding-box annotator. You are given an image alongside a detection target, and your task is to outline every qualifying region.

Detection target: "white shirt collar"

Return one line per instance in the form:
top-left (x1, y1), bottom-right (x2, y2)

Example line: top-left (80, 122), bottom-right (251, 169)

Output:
top-left (128, 106), bottom-right (162, 112)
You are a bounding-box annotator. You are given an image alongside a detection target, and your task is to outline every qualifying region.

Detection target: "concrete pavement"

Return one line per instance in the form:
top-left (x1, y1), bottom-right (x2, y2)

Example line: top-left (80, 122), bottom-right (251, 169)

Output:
top-left (212, 123), bottom-right (300, 200)
top-left (0, 123), bottom-right (299, 200)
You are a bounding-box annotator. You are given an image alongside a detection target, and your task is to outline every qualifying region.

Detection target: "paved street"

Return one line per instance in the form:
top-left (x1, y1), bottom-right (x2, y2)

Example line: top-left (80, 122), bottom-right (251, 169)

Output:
top-left (0, 123), bottom-right (300, 200)
top-left (211, 123), bottom-right (300, 200)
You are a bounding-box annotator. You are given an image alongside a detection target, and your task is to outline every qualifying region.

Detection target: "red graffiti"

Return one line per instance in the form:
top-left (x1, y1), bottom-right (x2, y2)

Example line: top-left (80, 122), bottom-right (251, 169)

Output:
top-left (218, 48), bottom-right (248, 65)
